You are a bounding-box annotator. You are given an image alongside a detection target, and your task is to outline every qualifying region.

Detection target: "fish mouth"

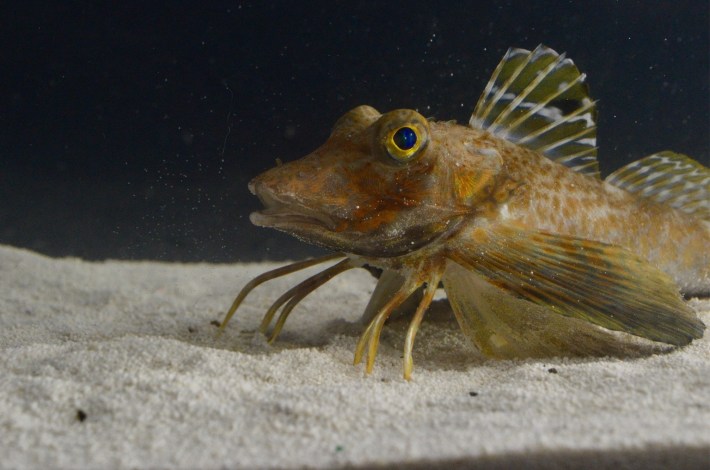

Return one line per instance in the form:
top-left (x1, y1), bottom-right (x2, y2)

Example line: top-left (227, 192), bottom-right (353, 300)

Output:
top-left (249, 181), bottom-right (336, 231)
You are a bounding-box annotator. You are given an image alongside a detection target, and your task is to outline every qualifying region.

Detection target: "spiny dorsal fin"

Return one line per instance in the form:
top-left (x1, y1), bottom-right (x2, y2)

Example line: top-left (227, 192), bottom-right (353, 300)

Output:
top-left (470, 45), bottom-right (599, 178)
top-left (606, 151), bottom-right (710, 220)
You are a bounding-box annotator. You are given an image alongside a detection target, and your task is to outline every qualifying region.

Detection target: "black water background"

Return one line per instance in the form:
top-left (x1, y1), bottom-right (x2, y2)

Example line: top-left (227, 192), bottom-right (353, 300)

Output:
top-left (1, 1), bottom-right (707, 262)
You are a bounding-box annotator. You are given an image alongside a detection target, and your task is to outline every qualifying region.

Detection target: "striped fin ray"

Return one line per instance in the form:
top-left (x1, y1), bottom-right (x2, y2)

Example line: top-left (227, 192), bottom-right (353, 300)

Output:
top-left (470, 45), bottom-right (599, 178)
top-left (606, 151), bottom-right (710, 220)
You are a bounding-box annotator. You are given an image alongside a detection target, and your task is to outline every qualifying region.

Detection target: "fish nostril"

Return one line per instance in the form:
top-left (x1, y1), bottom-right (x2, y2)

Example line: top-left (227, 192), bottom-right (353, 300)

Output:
top-left (248, 175), bottom-right (268, 195)
top-left (248, 176), bottom-right (273, 197)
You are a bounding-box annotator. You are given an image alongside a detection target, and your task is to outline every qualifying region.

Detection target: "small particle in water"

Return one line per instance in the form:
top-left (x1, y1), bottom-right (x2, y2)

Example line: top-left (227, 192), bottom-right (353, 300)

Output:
top-left (468, 391), bottom-right (479, 397)
top-left (76, 409), bottom-right (87, 422)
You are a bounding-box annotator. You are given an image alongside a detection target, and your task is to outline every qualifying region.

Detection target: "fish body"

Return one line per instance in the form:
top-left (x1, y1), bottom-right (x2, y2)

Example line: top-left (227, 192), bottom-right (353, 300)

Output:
top-left (224, 46), bottom-right (709, 379)
top-left (472, 132), bottom-right (710, 295)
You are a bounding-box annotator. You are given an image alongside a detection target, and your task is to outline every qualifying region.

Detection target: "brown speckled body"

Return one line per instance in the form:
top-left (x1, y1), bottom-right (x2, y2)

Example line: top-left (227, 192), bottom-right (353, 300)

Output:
top-left (453, 124), bottom-right (710, 295)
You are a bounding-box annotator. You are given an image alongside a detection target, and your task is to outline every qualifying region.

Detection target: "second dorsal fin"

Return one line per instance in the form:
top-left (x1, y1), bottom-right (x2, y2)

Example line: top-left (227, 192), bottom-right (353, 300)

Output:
top-left (605, 151), bottom-right (710, 220)
top-left (470, 45), bottom-right (599, 178)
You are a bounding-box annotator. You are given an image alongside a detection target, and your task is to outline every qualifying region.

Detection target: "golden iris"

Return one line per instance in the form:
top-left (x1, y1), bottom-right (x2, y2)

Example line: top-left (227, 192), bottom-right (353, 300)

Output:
top-left (374, 109), bottom-right (430, 163)
top-left (385, 125), bottom-right (423, 161)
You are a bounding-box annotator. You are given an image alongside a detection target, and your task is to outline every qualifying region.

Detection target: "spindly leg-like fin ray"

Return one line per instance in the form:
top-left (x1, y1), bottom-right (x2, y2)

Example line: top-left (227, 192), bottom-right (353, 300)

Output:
top-left (354, 267), bottom-right (444, 379)
top-left (448, 225), bottom-right (704, 345)
top-left (470, 45), bottom-right (599, 178)
top-left (219, 253), bottom-right (346, 332)
top-left (359, 268), bottom-right (407, 325)
top-left (261, 258), bottom-right (356, 342)
top-left (403, 272), bottom-right (442, 380)
top-left (353, 278), bottom-right (422, 373)
top-left (220, 251), bottom-right (446, 379)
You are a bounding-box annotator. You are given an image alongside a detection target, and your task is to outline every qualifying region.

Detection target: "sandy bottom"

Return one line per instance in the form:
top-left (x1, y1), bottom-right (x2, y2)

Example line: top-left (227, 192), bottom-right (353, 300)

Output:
top-left (1, 244), bottom-right (709, 469)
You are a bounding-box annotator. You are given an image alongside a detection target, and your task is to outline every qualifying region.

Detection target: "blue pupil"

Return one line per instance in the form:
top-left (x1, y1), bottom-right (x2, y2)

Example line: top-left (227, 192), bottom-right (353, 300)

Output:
top-left (393, 127), bottom-right (417, 151)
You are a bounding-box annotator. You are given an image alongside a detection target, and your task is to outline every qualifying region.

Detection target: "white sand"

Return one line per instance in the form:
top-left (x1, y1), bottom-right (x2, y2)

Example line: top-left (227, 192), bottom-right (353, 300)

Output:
top-left (1, 244), bottom-right (709, 469)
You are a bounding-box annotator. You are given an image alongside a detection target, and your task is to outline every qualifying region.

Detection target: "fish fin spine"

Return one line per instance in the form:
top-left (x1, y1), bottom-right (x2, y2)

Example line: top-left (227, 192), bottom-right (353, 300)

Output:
top-left (470, 45), bottom-right (600, 179)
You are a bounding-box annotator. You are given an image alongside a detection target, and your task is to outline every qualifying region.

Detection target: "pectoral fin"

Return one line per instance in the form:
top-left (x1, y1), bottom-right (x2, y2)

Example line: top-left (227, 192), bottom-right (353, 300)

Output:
top-left (448, 226), bottom-right (705, 346)
top-left (443, 262), bottom-right (665, 358)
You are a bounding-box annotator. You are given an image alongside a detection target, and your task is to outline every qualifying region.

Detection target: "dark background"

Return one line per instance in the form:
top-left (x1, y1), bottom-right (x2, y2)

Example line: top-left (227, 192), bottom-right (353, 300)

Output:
top-left (1, 1), bottom-right (708, 262)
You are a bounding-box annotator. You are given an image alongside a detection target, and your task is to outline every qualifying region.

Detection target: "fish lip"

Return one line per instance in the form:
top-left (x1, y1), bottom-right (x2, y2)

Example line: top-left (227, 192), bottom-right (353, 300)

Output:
top-left (249, 181), bottom-right (336, 230)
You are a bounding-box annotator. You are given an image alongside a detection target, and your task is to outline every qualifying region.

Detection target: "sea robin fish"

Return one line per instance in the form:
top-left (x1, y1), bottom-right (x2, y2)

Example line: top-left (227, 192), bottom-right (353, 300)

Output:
top-left (221, 45), bottom-right (709, 379)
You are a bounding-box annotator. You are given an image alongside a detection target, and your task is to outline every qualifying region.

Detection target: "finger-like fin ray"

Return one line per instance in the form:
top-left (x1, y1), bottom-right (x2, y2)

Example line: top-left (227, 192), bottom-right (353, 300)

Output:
top-left (219, 253), bottom-right (346, 332)
top-left (261, 258), bottom-right (355, 342)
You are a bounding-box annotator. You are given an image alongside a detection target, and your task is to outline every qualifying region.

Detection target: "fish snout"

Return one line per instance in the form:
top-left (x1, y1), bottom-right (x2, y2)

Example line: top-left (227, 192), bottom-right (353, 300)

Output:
top-left (248, 164), bottom-right (339, 232)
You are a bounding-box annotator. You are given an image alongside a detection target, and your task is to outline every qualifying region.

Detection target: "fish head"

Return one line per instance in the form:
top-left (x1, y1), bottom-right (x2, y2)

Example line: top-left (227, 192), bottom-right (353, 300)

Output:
top-left (249, 105), bottom-right (506, 257)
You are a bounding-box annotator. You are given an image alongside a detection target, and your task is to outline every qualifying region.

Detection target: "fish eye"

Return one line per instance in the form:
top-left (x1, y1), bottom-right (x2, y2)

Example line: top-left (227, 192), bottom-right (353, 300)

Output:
top-left (386, 126), bottom-right (421, 161)
top-left (374, 109), bottom-right (430, 163)
top-left (385, 124), bottom-right (425, 162)
top-left (393, 127), bottom-right (417, 151)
